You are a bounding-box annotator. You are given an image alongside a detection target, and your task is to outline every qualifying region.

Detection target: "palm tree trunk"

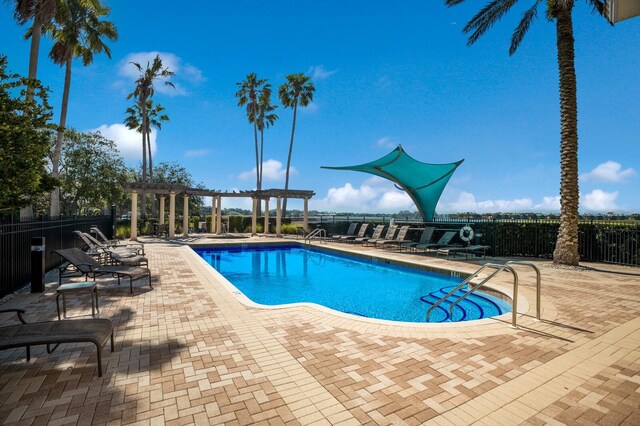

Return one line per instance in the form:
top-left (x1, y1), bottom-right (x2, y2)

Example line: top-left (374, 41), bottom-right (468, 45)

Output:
top-left (50, 57), bottom-right (72, 217)
top-left (25, 15), bottom-right (43, 102)
top-left (140, 100), bottom-right (147, 218)
top-left (282, 100), bottom-right (298, 217)
top-left (253, 104), bottom-right (260, 191)
top-left (147, 128), bottom-right (156, 217)
top-left (257, 129), bottom-right (265, 216)
top-left (552, 4), bottom-right (580, 266)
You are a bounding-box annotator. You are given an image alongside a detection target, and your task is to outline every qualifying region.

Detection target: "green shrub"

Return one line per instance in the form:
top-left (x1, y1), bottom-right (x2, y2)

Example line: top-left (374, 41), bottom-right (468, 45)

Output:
top-left (115, 224), bottom-right (130, 239)
top-left (281, 224), bottom-right (299, 235)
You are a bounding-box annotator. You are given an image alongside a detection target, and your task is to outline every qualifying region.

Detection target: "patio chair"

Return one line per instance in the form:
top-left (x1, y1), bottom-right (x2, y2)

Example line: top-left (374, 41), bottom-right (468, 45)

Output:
top-left (437, 245), bottom-right (490, 259)
top-left (0, 309), bottom-right (114, 377)
top-left (55, 248), bottom-right (152, 294)
top-left (415, 231), bottom-right (458, 252)
top-left (376, 225), bottom-right (410, 249)
top-left (341, 223), bottom-right (369, 242)
top-left (399, 227), bottom-right (435, 251)
top-left (332, 223), bottom-right (357, 241)
top-left (365, 225), bottom-right (397, 246)
top-left (354, 224), bottom-right (384, 244)
top-left (90, 226), bottom-right (118, 245)
top-left (74, 231), bottom-right (142, 258)
top-left (89, 227), bottom-right (145, 254)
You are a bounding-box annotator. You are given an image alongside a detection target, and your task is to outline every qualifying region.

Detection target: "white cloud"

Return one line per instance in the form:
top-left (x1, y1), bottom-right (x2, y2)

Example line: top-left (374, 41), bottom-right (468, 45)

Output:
top-left (118, 51), bottom-right (204, 96)
top-left (581, 161), bottom-right (636, 183)
top-left (438, 191), bottom-right (534, 212)
top-left (376, 136), bottom-right (395, 149)
top-left (307, 65), bottom-right (337, 80)
top-left (312, 177), bottom-right (415, 212)
top-left (239, 159), bottom-right (295, 182)
top-left (582, 189), bottom-right (618, 211)
top-left (184, 149), bottom-right (211, 158)
top-left (94, 123), bottom-right (156, 163)
top-left (535, 196), bottom-right (561, 211)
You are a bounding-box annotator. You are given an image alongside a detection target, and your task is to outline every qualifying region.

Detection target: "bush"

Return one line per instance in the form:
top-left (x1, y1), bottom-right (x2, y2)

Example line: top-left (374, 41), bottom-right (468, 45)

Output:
top-left (115, 224), bottom-right (130, 239)
top-left (281, 224), bottom-right (299, 235)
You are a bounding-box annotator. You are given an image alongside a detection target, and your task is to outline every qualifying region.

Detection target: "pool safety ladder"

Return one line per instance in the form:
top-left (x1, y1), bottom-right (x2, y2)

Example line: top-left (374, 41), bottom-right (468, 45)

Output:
top-left (305, 228), bottom-right (327, 247)
top-left (425, 261), bottom-right (542, 328)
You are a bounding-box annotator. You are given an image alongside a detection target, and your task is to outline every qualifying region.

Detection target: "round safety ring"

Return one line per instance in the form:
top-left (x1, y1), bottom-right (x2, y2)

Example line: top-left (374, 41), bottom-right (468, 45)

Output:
top-left (459, 225), bottom-right (474, 242)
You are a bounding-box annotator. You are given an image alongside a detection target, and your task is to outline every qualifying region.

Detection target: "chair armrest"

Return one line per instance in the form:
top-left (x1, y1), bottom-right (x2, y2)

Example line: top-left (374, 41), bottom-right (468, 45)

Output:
top-left (0, 309), bottom-right (27, 324)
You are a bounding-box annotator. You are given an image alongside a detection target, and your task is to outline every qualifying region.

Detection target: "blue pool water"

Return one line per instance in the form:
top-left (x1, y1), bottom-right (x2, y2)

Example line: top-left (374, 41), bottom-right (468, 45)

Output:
top-left (195, 245), bottom-right (511, 323)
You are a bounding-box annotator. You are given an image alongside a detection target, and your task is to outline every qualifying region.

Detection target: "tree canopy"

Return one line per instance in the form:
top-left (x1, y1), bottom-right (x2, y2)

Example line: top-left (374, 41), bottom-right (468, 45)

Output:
top-left (0, 55), bottom-right (56, 213)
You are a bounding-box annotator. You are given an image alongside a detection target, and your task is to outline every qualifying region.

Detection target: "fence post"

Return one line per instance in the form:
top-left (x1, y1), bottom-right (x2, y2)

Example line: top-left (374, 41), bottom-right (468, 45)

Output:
top-left (111, 205), bottom-right (116, 239)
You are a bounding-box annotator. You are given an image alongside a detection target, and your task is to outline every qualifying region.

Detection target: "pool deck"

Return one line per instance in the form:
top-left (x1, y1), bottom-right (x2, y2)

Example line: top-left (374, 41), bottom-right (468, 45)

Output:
top-left (1, 235), bottom-right (639, 425)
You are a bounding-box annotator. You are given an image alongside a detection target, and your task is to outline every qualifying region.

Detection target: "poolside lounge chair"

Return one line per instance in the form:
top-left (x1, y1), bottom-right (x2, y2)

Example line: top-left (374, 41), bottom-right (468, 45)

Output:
top-left (376, 225), bottom-right (410, 249)
top-left (90, 226), bottom-right (118, 245)
top-left (88, 227), bottom-right (145, 254)
top-left (332, 223), bottom-right (357, 241)
top-left (0, 309), bottom-right (114, 377)
top-left (74, 231), bottom-right (142, 259)
top-left (415, 231), bottom-right (458, 252)
top-left (437, 245), bottom-right (490, 259)
top-left (399, 227), bottom-right (435, 251)
top-left (55, 248), bottom-right (152, 294)
top-left (354, 224), bottom-right (383, 244)
top-left (365, 225), bottom-right (397, 246)
top-left (341, 223), bottom-right (369, 242)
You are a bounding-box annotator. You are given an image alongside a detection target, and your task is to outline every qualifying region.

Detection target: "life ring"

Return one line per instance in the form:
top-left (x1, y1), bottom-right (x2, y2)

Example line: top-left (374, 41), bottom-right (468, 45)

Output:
top-left (459, 225), bottom-right (474, 242)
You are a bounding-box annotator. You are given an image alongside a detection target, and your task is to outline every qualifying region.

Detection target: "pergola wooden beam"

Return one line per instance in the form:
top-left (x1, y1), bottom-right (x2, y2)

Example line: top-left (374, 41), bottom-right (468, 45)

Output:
top-left (123, 182), bottom-right (315, 240)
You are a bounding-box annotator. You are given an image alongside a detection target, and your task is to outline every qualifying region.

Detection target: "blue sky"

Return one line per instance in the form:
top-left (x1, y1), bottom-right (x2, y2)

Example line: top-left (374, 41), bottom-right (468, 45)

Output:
top-left (2, 1), bottom-right (639, 214)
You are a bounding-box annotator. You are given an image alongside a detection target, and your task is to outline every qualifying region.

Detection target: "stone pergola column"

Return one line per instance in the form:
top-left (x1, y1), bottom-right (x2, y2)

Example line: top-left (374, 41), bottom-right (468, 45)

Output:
top-left (214, 197), bottom-right (216, 234)
top-left (251, 198), bottom-right (257, 236)
top-left (130, 190), bottom-right (138, 241)
top-left (159, 196), bottom-right (165, 225)
top-left (182, 195), bottom-right (189, 237)
top-left (264, 198), bottom-right (270, 234)
top-left (276, 196), bottom-right (282, 237)
top-left (303, 197), bottom-right (309, 232)
top-left (216, 195), bottom-right (222, 235)
top-left (169, 191), bottom-right (176, 238)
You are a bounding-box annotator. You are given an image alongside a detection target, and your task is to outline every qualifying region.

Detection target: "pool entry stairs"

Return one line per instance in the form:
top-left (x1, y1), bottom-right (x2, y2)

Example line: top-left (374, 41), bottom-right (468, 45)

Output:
top-left (425, 261), bottom-right (541, 328)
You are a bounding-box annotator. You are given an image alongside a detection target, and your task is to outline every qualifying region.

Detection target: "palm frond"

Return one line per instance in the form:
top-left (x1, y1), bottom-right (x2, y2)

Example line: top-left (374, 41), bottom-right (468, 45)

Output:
top-left (510, 1), bottom-right (540, 55)
top-left (444, 0), bottom-right (468, 5)
top-left (463, 0), bottom-right (519, 45)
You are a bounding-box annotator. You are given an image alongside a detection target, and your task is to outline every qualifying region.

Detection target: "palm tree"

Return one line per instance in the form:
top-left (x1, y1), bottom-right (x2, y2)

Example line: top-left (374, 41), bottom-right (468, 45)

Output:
top-left (11, 0), bottom-right (100, 100)
top-left (44, 0), bottom-right (117, 217)
top-left (126, 54), bottom-right (174, 215)
top-left (124, 99), bottom-right (169, 183)
top-left (254, 84), bottom-right (278, 189)
top-left (235, 73), bottom-right (268, 194)
top-left (445, 0), bottom-right (606, 266)
top-left (278, 73), bottom-right (315, 217)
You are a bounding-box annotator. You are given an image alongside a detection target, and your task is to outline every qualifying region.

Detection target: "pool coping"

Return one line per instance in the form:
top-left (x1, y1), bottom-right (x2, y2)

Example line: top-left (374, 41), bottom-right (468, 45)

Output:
top-left (188, 240), bottom-right (536, 336)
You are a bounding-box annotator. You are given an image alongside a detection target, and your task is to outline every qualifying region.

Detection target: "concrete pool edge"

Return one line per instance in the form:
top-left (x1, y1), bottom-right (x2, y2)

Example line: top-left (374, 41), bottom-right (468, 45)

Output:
top-left (186, 240), bottom-right (539, 337)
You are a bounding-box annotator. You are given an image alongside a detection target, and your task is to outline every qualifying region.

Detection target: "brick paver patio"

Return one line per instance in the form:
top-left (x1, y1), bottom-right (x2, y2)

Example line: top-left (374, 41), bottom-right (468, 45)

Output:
top-left (0, 236), bottom-right (638, 425)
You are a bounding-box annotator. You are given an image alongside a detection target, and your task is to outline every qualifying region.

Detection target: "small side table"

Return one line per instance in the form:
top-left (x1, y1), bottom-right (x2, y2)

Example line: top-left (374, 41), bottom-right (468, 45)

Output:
top-left (56, 281), bottom-right (99, 320)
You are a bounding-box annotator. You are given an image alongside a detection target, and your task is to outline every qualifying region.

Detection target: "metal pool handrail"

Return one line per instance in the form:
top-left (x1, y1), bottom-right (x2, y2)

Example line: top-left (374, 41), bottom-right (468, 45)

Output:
top-left (505, 261), bottom-right (541, 321)
top-left (305, 228), bottom-right (327, 247)
top-left (426, 263), bottom-right (520, 328)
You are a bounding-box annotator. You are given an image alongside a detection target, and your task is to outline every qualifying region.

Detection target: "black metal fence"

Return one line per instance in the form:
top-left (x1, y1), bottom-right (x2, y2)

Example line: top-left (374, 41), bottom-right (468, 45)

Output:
top-left (0, 215), bottom-right (114, 298)
top-left (316, 217), bottom-right (640, 266)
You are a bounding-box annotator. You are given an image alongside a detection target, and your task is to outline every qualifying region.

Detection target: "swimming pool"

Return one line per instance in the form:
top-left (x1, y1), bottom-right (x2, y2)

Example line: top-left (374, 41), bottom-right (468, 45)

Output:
top-left (195, 245), bottom-right (511, 323)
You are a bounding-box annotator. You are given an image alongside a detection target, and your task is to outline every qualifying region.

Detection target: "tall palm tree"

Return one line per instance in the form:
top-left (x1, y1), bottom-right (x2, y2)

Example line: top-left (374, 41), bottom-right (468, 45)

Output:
top-left (254, 84), bottom-right (278, 189)
top-left (445, 0), bottom-right (606, 266)
top-left (126, 54), bottom-right (174, 215)
top-left (11, 0), bottom-right (100, 100)
top-left (44, 0), bottom-right (117, 217)
top-left (235, 73), bottom-right (268, 194)
top-left (124, 99), bottom-right (169, 182)
top-left (278, 73), bottom-right (315, 217)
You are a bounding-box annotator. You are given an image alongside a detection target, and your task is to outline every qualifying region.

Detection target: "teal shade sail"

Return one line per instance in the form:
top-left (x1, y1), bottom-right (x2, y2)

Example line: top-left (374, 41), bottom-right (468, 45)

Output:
top-left (321, 145), bottom-right (463, 221)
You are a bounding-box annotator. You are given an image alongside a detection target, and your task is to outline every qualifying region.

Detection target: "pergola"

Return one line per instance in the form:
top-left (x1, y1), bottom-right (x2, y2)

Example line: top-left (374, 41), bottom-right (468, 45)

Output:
top-left (123, 182), bottom-right (315, 241)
